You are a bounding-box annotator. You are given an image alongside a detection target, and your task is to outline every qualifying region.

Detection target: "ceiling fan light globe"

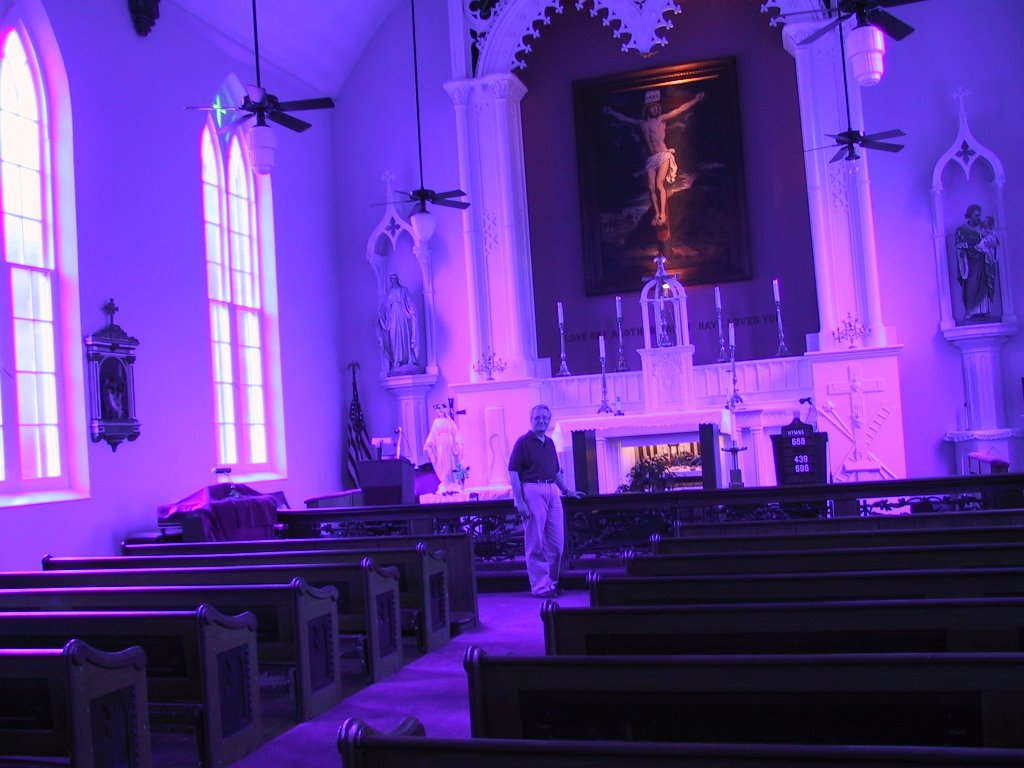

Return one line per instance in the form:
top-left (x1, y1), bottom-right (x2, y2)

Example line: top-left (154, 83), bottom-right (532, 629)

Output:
top-left (847, 23), bottom-right (885, 86)
top-left (410, 206), bottom-right (435, 242)
top-left (249, 123), bottom-right (276, 174)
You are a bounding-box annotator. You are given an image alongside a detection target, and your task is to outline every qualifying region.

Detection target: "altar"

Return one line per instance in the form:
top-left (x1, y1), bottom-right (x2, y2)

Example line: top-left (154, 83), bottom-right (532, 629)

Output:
top-left (552, 408), bottom-right (734, 494)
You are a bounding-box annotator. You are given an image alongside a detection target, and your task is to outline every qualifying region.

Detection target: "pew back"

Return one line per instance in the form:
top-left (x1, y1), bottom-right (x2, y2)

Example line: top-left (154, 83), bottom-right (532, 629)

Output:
top-left (466, 647), bottom-right (1024, 747)
top-left (44, 545), bottom-right (449, 654)
top-left (589, 566), bottom-right (1024, 607)
top-left (0, 578), bottom-right (341, 721)
top-left (0, 640), bottom-right (151, 768)
top-left (337, 716), bottom-right (1024, 768)
top-left (0, 606), bottom-right (261, 768)
top-left (544, 597), bottom-right (1024, 656)
top-left (0, 558), bottom-right (403, 681)
top-left (652, 524), bottom-right (1024, 554)
top-left (625, 542), bottom-right (1024, 577)
top-left (121, 532), bottom-right (478, 629)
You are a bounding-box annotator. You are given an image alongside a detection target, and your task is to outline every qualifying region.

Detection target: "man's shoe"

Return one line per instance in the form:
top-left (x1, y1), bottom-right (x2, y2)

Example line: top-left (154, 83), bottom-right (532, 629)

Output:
top-left (533, 588), bottom-right (558, 598)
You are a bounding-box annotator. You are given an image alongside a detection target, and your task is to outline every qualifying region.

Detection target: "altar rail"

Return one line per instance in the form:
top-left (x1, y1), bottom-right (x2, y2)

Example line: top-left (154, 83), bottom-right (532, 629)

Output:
top-left (277, 474), bottom-right (1024, 567)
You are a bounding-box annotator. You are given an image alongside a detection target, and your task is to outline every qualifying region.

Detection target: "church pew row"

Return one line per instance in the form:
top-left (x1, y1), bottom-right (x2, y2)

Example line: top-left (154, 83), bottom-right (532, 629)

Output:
top-left (43, 545), bottom-right (449, 655)
top-left (337, 716), bottom-right (1024, 768)
top-left (0, 578), bottom-right (340, 722)
top-left (588, 566), bottom-right (1024, 607)
top-left (542, 596), bottom-right (1024, 656)
top-left (652, 524), bottom-right (1024, 555)
top-left (0, 640), bottom-right (151, 768)
top-left (624, 541), bottom-right (1024, 578)
top-left (0, 558), bottom-right (403, 682)
top-left (0, 605), bottom-right (260, 768)
top-left (465, 647), bottom-right (1024, 747)
top-left (121, 531), bottom-right (479, 630)
top-left (674, 507), bottom-right (1024, 538)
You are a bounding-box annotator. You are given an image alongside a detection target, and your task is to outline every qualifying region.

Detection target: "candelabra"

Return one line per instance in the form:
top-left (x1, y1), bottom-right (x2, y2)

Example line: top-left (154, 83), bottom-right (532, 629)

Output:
top-left (556, 321), bottom-right (571, 376)
top-left (615, 316), bottom-right (628, 371)
top-left (473, 349), bottom-right (507, 381)
top-left (774, 299), bottom-right (790, 357)
top-left (833, 312), bottom-right (869, 349)
top-left (597, 353), bottom-right (613, 414)
top-left (716, 306), bottom-right (728, 362)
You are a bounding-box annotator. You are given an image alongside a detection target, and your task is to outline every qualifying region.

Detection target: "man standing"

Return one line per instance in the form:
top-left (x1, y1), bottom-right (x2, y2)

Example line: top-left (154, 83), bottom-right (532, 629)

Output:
top-left (508, 404), bottom-right (584, 597)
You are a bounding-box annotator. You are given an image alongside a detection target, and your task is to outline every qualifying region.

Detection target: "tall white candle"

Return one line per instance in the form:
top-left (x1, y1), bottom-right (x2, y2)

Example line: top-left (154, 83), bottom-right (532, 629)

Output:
top-left (772, 279), bottom-right (780, 303)
top-left (557, 301), bottom-right (564, 324)
top-left (714, 286), bottom-right (722, 312)
top-left (598, 335), bottom-right (606, 358)
top-left (728, 322), bottom-right (735, 347)
top-left (615, 295), bottom-right (622, 319)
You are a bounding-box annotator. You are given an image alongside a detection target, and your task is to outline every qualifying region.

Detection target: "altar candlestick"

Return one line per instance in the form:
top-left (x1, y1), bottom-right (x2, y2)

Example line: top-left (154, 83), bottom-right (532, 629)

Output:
top-left (714, 286), bottom-right (722, 312)
top-left (557, 301), bottom-right (564, 324)
top-left (728, 322), bottom-right (735, 348)
top-left (598, 334), bottom-right (606, 358)
top-left (615, 295), bottom-right (622, 319)
top-left (772, 279), bottom-right (780, 303)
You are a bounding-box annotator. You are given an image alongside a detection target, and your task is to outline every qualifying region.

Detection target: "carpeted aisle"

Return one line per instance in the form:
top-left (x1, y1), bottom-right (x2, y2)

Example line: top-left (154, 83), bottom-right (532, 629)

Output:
top-left (222, 589), bottom-right (589, 768)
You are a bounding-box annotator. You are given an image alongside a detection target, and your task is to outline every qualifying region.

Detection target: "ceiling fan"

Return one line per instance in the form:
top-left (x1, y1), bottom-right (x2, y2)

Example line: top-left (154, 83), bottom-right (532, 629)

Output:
top-left (396, 0), bottom-right (469, 217)
top-left (189, 0), bottom-right (335, 134)
top-left (798, 0), bottom-right (925, 47)
top-left (818, 21), bottom-right (905, 163)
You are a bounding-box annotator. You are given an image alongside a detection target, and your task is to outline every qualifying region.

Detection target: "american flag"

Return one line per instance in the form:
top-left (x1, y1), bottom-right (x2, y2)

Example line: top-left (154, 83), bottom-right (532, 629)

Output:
top-left (345, 362), bottom-right (372, 488)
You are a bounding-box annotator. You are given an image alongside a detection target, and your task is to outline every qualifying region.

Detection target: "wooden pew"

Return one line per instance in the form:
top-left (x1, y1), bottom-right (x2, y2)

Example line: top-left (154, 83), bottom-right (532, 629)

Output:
top-left (121, 531), bottom-right (479, 631)
top-left (43, 545), bottom-right (449, 655)
top-left (465, 647), bottom-right (1024, 746)
top-left (0, 558), bottom-right (403, 682)
top-left (588, 566), bottom-right (1024, 607)
top-left (0, 578), bottom-right (341, 722)
top-left (652, 524), bottom-right (1024, 555)
top-left (624, 541), bottom-right (1024, 577)
top-left (337, 715), bottom-right (1024, 768)
top-left (0, 639), bottom-right (151, 768)
top-left (543, 596), bottom-right (1024, 656)
top-left (675, 507), bottom-right (1024, 538)
top-left (0, 605), bottom-right (260, 768)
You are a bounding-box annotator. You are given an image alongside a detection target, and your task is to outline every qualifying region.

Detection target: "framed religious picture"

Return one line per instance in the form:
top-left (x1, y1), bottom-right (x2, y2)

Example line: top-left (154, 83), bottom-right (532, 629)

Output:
top-left (574, 57), bottom-right (751, 295)
top-left (84, 299), bottom-right (141, 451)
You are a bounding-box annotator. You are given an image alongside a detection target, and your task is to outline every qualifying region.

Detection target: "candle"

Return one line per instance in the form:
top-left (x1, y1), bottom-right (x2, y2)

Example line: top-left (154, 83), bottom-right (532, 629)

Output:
top-left (557, 301), bottom-right (564, 324)
top-left (598, 335), bottom-right (606, 358)
top-left (714, 286), bottom-right (722, 313)
top-left (615, 295), bottom-right (622, 319)
top-left (772, 278), bottom-right (780, 303)
top-left (728, 322), bottom-right (735, 347)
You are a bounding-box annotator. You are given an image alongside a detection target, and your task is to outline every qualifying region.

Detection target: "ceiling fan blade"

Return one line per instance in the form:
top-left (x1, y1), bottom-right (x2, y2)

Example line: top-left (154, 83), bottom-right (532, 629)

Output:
top-left (267, 110), bottom-right (311, 133)
top-left (430, 198), bottom-right (470, 210)
top-left (866, 8), bottom-right (915, 40)
top-left (275, 97), bottom-right (336, 112)
top-left (860, 139), bottom-right (905, 153)
top-left (829, 146), bottom-right (850, 163)
top-left (861, 128), bottom-right (906, 141)
top-left (431, 189), bottom-right (467, 200)
top-left (799, 15), bottom-right (844, 45)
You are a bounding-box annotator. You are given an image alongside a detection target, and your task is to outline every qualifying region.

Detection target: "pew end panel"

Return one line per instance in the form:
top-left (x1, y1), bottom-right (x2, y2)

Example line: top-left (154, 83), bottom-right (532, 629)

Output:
top-left (0, 640), bottom-right (151, 768)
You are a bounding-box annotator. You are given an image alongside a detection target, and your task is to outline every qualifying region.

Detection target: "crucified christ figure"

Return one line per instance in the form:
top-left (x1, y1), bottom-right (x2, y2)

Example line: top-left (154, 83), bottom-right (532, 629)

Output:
top-left (604, 90), bottom-right (705, 227)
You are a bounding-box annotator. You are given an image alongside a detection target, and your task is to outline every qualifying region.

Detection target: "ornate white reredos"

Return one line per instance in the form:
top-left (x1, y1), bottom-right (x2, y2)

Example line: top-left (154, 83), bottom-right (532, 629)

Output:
top-left (470, 0), bottom-right (684, 76)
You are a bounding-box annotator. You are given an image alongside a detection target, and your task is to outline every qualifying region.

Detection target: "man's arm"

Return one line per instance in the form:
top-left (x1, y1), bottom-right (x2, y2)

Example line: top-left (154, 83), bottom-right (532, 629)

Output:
top-left (661, 91), bottom-right (705, 121)
top-left (555, 469), bottom-right (584, 498)
top-left (603, 105), bottom-right (638, 125)
top-left (509, 470), bottom-right (529, 518)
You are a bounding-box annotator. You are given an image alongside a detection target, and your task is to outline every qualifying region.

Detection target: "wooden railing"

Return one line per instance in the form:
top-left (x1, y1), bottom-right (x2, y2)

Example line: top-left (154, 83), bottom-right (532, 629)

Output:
top-left (276, 473), bottom-right (1024, 567)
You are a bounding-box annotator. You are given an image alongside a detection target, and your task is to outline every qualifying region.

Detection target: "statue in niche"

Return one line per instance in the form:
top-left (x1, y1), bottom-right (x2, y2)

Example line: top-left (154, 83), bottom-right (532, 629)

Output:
top-left (424, 404), bottom-right (463, 494)
top-left (377, 273), bottom-right (420, 375)
top-left (954, 203), bottom-right (999, 321)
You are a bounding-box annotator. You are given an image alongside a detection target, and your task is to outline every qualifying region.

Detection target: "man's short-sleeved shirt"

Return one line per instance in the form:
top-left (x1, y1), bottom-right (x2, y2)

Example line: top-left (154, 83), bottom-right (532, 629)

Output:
top-left (508, 431), bottom-right (560, 482)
